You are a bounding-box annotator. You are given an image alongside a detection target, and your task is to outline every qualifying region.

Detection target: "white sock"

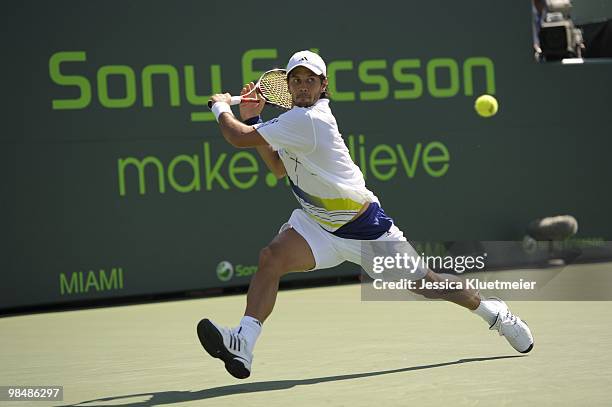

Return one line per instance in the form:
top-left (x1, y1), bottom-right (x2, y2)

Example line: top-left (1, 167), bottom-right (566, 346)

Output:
top-left (238, 316), bottom-right (262, 353)
top-left (473, 298), bottom-right (504, 326)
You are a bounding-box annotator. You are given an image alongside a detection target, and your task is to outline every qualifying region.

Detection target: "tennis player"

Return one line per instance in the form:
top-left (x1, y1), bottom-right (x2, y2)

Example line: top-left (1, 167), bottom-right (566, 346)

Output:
top-left (199, 50), bottom-right (534, 379)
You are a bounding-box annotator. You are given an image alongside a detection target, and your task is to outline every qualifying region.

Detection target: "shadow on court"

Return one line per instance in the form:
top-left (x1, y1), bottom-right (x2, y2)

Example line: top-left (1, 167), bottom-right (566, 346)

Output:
top-left (59, 355), bottom-right (524, 407)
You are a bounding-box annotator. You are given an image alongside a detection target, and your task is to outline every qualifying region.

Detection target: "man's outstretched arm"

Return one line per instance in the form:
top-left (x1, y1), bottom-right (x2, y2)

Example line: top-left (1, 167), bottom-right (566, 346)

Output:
top-left (222, 83), bottom-right (287, 178)
top-left (210, 93), bottom-right (269, 148)
top-left (210, 86), bottom-right (286, 177)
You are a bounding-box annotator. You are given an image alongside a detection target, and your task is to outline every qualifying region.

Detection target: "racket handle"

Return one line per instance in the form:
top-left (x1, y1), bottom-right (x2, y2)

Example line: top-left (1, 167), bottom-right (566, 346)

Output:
top-left (207, 96), bottom-right (243, 109)
top-left (229, 96), bottom-right (242, 105)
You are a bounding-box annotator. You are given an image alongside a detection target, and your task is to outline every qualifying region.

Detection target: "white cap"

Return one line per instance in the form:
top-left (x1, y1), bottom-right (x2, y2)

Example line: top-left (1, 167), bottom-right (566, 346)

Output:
top-left (286, 50), bottom-right (327, 77)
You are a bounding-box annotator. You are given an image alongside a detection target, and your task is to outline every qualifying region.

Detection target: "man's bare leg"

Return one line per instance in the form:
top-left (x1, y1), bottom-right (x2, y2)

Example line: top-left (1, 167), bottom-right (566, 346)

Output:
top-left (410, 270), bottom-right (481, 310)
top-left (196, 227), bottom-right (315, 379)
top-left (233, 227), bottom-right (315, 363)
top-left (409, 270), bottom-right (534, 353)
top-left (245, 227), bottom-right (316, 322)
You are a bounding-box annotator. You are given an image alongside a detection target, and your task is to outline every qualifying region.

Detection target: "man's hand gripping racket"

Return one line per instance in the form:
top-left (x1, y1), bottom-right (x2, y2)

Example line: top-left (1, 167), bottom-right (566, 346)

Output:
top-left (208, 69), bottom-right (293, 110)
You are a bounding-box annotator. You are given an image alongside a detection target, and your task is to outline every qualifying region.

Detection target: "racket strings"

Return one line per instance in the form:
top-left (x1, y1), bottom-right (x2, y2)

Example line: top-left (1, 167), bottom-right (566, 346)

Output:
top-left (259, 70), bottom-right (293, 109)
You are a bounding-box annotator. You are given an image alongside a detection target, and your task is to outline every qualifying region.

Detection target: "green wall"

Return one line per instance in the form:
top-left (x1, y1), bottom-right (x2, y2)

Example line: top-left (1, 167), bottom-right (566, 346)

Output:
top-left (2, 1), bottom-right (611, 310)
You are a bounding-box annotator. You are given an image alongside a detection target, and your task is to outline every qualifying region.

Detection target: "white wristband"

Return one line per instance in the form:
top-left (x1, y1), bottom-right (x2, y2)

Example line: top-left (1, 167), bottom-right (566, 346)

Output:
top-left (211, 102), bottom-right (233, 122)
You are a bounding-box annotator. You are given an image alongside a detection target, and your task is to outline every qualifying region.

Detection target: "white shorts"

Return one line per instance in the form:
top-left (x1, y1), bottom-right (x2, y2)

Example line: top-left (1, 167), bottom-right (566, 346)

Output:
top-left (279, 209), bottom-right (428, 280)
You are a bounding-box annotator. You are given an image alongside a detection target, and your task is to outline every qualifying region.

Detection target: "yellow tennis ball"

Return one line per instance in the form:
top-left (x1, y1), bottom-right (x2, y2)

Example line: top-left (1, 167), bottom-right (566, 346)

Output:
top-left (475, 94), bottom-right (498, 117)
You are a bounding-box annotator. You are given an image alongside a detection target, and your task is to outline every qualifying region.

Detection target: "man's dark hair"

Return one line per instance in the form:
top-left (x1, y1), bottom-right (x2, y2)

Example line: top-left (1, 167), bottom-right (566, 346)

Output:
top-left (319, 74), bottom-right (330, 99)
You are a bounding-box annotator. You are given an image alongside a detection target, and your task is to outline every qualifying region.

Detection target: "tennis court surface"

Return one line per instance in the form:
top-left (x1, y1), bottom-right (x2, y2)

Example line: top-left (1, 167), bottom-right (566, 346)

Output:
top-left (2, 265), bottom-right (612, 406)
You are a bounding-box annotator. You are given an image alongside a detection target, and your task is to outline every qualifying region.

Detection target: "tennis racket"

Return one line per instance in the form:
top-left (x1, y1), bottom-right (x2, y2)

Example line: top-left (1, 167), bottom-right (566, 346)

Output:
top-left (207, 68), bottom-right (293, 110)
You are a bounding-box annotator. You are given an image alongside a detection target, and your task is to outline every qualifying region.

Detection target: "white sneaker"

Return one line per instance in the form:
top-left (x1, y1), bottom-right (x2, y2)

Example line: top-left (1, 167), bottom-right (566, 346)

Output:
top-left (487, 298), bottom-right (534, 353)
top-left (197, 319), bottom-right (253, 379)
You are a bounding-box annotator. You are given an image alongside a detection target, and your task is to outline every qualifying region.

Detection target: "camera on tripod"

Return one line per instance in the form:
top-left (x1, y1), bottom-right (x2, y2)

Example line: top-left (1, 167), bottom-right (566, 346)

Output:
top-left (538, 0), bottom-right (585, 60)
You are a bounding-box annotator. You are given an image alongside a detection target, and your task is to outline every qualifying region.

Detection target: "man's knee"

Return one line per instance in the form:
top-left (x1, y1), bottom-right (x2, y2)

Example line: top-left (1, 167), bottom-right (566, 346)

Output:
top-left (258, 245), bottom-right (289, 277)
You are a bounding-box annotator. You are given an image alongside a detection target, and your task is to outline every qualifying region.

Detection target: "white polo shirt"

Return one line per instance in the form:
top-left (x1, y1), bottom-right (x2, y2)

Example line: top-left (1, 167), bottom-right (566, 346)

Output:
top-left (254, 99), bottom-right (379, 232)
